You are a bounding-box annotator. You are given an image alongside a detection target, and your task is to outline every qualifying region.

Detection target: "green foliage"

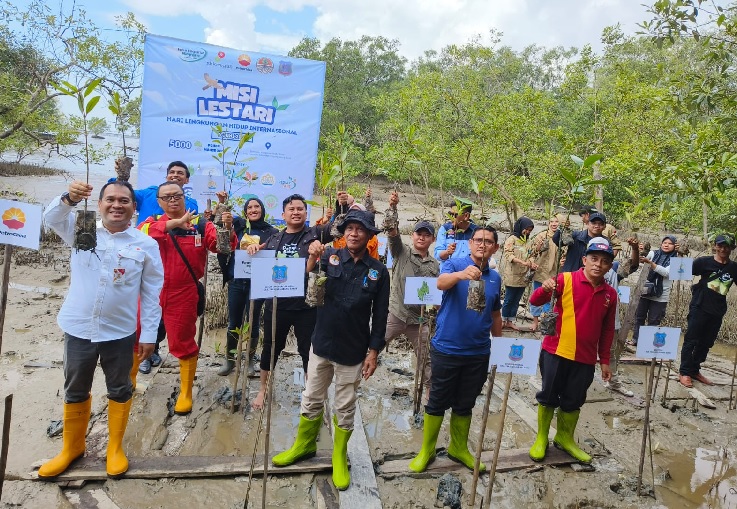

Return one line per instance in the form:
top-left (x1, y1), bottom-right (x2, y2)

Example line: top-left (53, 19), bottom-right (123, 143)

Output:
top-left (210, 124), bottom-right (256, 208)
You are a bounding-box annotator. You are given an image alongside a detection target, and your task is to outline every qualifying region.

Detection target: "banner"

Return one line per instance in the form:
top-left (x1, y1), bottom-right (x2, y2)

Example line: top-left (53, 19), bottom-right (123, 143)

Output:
top-left (139, 34), bottom-right (326, 224)
top-left (0, 200), bottom-right (42, 250)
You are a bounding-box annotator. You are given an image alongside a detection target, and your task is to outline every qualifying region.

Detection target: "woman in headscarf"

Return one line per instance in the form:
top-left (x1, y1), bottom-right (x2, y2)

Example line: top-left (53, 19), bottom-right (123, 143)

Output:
top-left (629, 235), bottom-right (678, 346)
top-left (501, 216), bottom-right (537, 330)
top-left (217, 196), bottom-right (278, 375)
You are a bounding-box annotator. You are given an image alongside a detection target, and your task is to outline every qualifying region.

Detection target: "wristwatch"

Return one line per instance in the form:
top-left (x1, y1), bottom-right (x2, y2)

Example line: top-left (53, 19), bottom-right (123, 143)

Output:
top-left (61, 192), bottom-right (81, 206)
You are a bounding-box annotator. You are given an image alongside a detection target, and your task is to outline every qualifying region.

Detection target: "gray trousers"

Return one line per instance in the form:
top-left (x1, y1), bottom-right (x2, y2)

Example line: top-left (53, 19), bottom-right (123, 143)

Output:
top-left (63, 333), bottom-right (135, 404)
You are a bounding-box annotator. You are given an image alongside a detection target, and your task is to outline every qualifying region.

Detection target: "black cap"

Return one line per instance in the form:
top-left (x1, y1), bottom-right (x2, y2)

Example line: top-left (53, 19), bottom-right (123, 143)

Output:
top-left (413, 220), bottom-right (435, 236)
top-left (336, 209), bottom-right (382, 235)
top-left (714, 234), bottom-right (736, 248)
top-left (588, 212), bottom-right (607, 224)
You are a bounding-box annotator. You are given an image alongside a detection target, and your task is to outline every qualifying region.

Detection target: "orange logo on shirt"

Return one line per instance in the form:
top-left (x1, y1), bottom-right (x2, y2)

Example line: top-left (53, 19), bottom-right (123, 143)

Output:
top-left (2, 208), bottom-right (25, 230)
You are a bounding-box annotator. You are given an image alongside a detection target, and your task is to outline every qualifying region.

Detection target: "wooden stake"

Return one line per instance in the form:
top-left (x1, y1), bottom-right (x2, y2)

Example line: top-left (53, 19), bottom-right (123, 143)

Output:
top-left (468, 365), bottom-right (497, 507)
top-left (483, 372), bottom-right (513, 509)
top-left (231, 300), bottom-right (255, 413)
top-left (0, 394), bottom-right (12, 500)
top-left (651, 361), bottom-right (663, 400)
top-left (637, 358), bottom-right (656, 496)
top-left (0, 246), bottom-right (13, 355)
top-left (241, 301), bottom-right (256, 416)
top-left (262, 296), bottom-right (278, 509)
top-left (413, 306), bottom-right (425, 416)
top-left (660, 361), bottom-right (673, 407)
top-left (729, 345), bottom-right (737, 412)
top-left (197, 200), bottom-right (212, 350)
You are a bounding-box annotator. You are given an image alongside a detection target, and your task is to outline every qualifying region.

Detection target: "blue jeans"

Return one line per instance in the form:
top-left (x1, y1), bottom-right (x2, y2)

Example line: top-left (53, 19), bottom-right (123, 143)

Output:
top-left (529, 281), bottom-right (551, 317)
top-left (226, 278), bottom-right (264, 359)
top-left (501, 285), bottom-right (526, 321)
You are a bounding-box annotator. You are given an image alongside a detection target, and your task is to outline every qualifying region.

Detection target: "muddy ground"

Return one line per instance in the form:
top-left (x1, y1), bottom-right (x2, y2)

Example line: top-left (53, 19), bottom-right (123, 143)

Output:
top-left (1, 177), bottom-right (736, 508)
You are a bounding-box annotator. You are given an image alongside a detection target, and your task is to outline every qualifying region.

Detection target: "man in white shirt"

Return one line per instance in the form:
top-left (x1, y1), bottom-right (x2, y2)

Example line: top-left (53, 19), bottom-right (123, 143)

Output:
top-left (38, 180), bottom-right (164, 480)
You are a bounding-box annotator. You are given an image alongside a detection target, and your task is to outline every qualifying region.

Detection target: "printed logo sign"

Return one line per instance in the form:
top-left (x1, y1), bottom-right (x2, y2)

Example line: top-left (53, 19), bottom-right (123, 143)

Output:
top-left (508, 344), bottom-right (524, 362)
top-left (233, 250), bottom-right (276, 279)
top-left (489, 337), bottom-right (541, 375)
top-left (250, 256), bottom-right (305, 298)
top-left (404, 277), bottom-right (442, 305)
top-left (636, 326), bottom-right (680, 360)
top-left (0, 200), bottom-right (42, 250)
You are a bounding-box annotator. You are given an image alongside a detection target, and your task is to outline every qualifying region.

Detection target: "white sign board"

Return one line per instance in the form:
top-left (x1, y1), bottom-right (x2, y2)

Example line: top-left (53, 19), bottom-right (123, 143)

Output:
top-left (635, 326), bottom-right (681, 360)
top-left (404, 277), bottom-right (442, 305)
top-left (189, 174), bottom-right (225, 208)
top-left (669, 257), bottom-right (693, 280)
top-left (2, 200), bottom-right (42, 250)
top-left (617, 286), bottom-right (630, 304)
top-left (489, 337), bottom-right (542, 376)
top-left (376, 235), bottom-right (388, 257)
top-left (250, 257), bottom-right (305, 298)
top-left (233, 249), bottom-right (277, 278)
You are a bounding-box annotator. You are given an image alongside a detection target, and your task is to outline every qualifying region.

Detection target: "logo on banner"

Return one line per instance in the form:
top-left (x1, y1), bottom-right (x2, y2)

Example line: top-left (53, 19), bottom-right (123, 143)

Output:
top-left (215, 51), bottom-right (226, 62)
top-left (261, 173), bottom-right (275, 187)
top-left (257, 57), bottom-right (274, 74)
top-left (263, 195), bottom-right (278, 209)
top-left (278, 61), bottom-right (293, 76)
top-left (238, 54), bottom-right (251, 67)
top-left (177, 47), bottom-right (207, 62)
top-left (272, 264), bottom-right (288, 283)
top-left (508, 344), bottom-right (525, 362)
top-left (280, 177), bottom-right (297, 190)
top-left (2, 208), bottom-right (25, 230)
top-left (417, 280), bottom-right (430, 301)
top-left (653, 332), bottom-right (667, 348)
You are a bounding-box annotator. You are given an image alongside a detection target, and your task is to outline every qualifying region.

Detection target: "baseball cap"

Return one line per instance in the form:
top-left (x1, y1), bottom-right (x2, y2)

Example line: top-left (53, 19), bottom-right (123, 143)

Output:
top-left (413, 220), bottom-right (435, 236)
top-left (579, 205), bottom-right (598, 215)
top-left (588, 212), bottom-right (607, 224)
top-left (714, 233), bottom-right (736, 248)
top-left (585, 237), bottom-right (614, 257)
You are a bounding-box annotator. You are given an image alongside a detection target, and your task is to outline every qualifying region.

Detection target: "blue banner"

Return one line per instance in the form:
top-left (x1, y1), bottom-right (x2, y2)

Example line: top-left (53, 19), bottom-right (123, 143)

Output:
top-left (139, 34), bottom-right (326, 223)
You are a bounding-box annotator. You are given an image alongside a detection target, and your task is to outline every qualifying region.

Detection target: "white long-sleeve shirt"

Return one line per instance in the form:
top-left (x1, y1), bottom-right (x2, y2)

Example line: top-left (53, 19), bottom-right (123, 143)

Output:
top-left (44, 197), bottom-right (164, 343)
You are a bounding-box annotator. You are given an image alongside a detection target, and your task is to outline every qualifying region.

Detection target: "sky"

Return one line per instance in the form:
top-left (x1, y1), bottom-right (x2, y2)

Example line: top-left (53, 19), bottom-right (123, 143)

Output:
top-left (84, 0), bottom-right (656, 60)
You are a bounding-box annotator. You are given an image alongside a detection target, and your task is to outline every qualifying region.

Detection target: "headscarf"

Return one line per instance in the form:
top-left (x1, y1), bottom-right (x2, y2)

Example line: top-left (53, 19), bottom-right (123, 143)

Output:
top-left (242, 197), bottom-right (271, 233)
top-left (513, 216), bottom-right (534, 239)
top-left (653, 235), bottom-right (677, 267)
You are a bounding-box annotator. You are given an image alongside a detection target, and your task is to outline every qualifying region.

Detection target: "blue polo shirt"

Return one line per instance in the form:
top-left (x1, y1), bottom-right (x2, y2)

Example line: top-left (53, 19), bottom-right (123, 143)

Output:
top-left (432, 256), bottom-right (502, 356)
top-left (134, 186), bottom-right (199, 225)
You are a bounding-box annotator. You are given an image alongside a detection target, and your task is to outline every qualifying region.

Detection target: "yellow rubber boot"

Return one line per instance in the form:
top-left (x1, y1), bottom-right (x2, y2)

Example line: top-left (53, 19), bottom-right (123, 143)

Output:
top-left (38, 397), bottom-right (92, 479)
top-left (130, 352), bottom-right (141, 391)
top-left (106, 399), bottom-right (132, 478)
top-left (174, 356), bottom-right (198, 415)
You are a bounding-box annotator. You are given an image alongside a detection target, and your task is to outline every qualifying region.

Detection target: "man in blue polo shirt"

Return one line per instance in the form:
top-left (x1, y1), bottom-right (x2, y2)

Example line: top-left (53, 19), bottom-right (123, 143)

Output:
top-left (409, 225), bottom-right (503, 473)
top-left (134, 161), bottom-right (199, 225)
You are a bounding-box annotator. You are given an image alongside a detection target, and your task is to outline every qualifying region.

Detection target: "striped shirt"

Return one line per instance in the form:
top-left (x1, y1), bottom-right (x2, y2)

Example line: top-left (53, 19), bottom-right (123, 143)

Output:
top-left (529, 269), bottom-right (617, 365)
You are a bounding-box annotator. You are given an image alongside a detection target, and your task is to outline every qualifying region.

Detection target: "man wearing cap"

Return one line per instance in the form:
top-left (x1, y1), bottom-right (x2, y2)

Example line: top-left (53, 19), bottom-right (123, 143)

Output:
top-left (579, 206), bottom-right (621, 257)
top-left (678, 234), bottom-right (737, 388)
top-left (554, 211), bottom-right (608, 273)
top-left (383, 191), bottom-right (440, 404)
top-left (271, 209), bottom-right (389, 491)
top-left (409, 225), bottom-right (502, 474)
top-left (527, 237), bottom-right (617, 464)
top-left (434, 200), bottom-right (478, 261)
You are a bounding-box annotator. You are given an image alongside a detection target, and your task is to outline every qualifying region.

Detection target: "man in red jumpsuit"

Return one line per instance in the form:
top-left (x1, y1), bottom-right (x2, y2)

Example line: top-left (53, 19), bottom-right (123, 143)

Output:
top-left (139, 182), bottom-right (236, 414)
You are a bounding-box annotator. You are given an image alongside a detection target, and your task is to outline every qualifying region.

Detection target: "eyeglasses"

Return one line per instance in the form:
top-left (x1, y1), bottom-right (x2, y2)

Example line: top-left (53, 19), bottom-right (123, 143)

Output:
top-left (157, 193), bottom-right (184, 202)
top-left (471, 238), bottom-right (495, 246)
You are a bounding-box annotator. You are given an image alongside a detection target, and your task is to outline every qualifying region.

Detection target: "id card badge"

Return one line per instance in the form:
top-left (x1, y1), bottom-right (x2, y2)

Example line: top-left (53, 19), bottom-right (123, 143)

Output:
top-left (194, 233), bottom-right (202, 247)
top-left (113, 267), bottom-right (126, 284)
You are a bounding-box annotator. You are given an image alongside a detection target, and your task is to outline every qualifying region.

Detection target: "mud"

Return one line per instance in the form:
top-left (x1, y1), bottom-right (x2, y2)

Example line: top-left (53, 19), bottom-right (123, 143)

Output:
top-left (1, 170), bottom-right (737, 508)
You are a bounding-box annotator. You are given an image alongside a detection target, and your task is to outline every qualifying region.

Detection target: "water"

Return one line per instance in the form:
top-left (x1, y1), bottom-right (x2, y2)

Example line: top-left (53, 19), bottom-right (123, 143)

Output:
top-left (659, 446), bottom-right (737, 508)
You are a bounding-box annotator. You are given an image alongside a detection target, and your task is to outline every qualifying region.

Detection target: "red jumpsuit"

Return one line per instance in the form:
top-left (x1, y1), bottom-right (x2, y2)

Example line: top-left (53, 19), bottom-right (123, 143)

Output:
top-left (138, 215), bottom-right (235, 359)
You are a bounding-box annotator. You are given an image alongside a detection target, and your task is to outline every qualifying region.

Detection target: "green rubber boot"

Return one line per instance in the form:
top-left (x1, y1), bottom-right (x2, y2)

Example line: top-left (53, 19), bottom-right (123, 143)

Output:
top-left (272, 413), bottom-right (323, 467)
top-left (529, 404), bottom-right (555, 462)
top-left (332, 416), bottom-right (353, 490)
top-left (447, 413), bottom-right (485, 472)
top-left (553, 409), bottom-right (592, 464)
top-left (408, 413), bottom-right (443, 473)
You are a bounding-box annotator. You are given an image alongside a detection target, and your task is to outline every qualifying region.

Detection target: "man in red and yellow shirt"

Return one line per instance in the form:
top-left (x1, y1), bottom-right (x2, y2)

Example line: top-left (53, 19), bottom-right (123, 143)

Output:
top-left (527, 237), bottom-right (617, 464)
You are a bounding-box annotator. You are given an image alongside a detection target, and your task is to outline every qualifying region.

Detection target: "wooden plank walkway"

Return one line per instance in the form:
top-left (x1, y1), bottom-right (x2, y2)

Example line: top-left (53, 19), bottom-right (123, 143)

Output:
top-left (22, 451), bottom-right (333, 482)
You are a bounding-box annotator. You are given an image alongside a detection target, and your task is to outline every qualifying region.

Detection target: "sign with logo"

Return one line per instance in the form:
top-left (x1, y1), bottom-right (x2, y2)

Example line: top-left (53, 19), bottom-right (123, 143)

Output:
top-left (376, 235), bottom-right (387, 257)
top-left (138, 34), bottom-right (325, 224)
top-left (489, 337), bottom-right (541, 375)
top-left (189, 174), bottom-right (225, 203)
top-left (404, 277), bottom-right (442, 305)
top-left (635, 326), bottom-right (680, 360)
top-left (250, 256), bottom-right (305, 298)
top-left (1, 200), bottom-right (42, 250)
top-left (233, 249), bottom-right (276, 278)
top-left (617, 285), bottom-right (630, 304)
top-left (668, 257), bottom-right (693, 281)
